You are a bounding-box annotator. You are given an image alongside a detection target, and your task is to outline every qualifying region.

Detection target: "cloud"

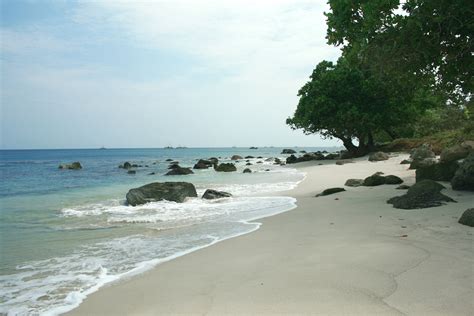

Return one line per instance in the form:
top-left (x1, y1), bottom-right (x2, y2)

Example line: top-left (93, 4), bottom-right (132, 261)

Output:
top-left (2, 0), bottom-right (342, 148)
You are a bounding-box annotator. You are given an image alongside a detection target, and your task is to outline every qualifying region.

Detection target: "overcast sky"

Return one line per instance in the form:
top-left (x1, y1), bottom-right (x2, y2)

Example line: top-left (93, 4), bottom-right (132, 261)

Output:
top-left (1, 0), bottom-right (341, 149)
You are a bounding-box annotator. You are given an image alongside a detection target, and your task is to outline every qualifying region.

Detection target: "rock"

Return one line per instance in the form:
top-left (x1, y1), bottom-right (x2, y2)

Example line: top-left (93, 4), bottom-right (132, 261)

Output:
top-left (458, 208), bottom-right (474, 227)
top-left (256, 161), bottom-right (263, 164)
top-left (127, 170), bottom-right (136, 174)
top-left (246, 163), bottom-right (252, 166)
top-left (396, 184), bottom-right (410, 190)
top-left (281, 149), bottom-right (296, 154)
top-left (363, 174), bottom-right (386, 186)
top-left (300, 150), bottom-right (307, 153)
top-left (409, 158), bottom-right (437, 170)
top-left (400, 159), bottom-right (412, 165)
top-left (410, 143), bottom-right (436, 161)
top-left (193, 159), bottom-right (213, 169)
top-left (274, 158), bottom-right (282, 164)
top-left (126, 182), bottom-right (197, 206)
top-left (249, 147), bottom-right (258, 149)
top-left (208, 157), bottom-right (219, 165)
top-left (119, 162), bottom-right (132, 169)
top-left (286, 155), bottom-right (298, 164)
top-left (440, 144), bottom-right (472, 163)
top-left (451, 153), bottom-right (474, 191)
top-left (165, 166), bottom-right (194, 176)
top-left (245, 156), bottom-right (255, 159)
top-left (416, 161), bottom-right (459, 182)
top-left (387, 180), bottom-right (456, 209)
top-left (202, 189), bottom-right (232, 200)
top-left (368, 152), bottom-right (389, 162)
top-left (231, 155), bottom-right (243, 160)
top-left (316, 187), bottom-right (346, 197)
top-left (384, 175), bottom-right (404, 185)
top-left (165, 159), bottom-right (173, 162)
top-left (148, 172), bottom-right (156, 175)
top-left (243, 168), bottom-right (252, 173)
top-left (324, 153), bottom-right (339, 160)
top-left (59, 162), bottom-right (82, 170)
top-left (344, 179), bottom-right (364, 187)
top-left (214, 163), bottom-right (237, 172)
top-left (168, 163), bottom-right (181, 169)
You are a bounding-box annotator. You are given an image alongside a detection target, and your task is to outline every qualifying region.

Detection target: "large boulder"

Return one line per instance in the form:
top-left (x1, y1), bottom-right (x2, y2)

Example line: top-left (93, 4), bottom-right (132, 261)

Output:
top-left (208, 157), bottom-right (219, 165)
top-left (243, 168), bottom-right (252, 173)
top-left (416, 161), bottom-right (459, 182)
top-left (363, 174), bottom-right (403, 186)
top-left (368, 152), bottom-right (389, 162)
top-left (384, 175), bottom-right (404, 185)
top-left (409, 158), bottom-right (437, 170)
top-left (214, 163), bottom-right (237, 172)
top-left (387, 180), bottom-right (456, 209)
top-left (193, 159), bottom-right (213, 169)
top-left (126, 182), bottom-right (197, 205)
top-left (458, 208), bottom-right (474, 227)
top-left (231, 155), bottom-right (243, 160)
top-left (281, 149), bottom-right (296, 154)
top-left (315, 187), bottom-right (345, 197)
top-left (119, 162), bottom-right (132, 169)
top-left (286, 155), bottom-right (298, 164)
top-left (345, 179), bottom-right (364, 187)
top-left (440, 144), bottom-right (472, 163)
top-left (165, 166), bottom-right (194, 176)
top-left (202, 189), bottom-right (232, 200)
top-left (363, 174), bottom-right (386, 186)
top-left (410, 144), bottom-right (436, 161)
top-left (59, 162), bottom-right (82, 170)
top-left (451, 153), bottom-right (474, 191)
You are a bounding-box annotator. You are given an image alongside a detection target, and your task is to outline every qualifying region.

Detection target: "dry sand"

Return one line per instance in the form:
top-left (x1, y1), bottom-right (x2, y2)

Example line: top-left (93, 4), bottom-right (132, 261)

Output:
top-left (68, 154), bottom-right (473, 315)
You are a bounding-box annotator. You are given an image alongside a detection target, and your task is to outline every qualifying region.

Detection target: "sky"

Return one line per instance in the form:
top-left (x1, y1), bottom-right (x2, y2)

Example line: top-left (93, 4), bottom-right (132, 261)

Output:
top-left (1, 0), bottom-right (341, 149)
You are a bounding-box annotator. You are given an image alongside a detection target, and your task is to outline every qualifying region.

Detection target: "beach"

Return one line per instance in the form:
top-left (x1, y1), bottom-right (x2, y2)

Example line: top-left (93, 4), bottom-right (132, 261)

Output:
top-left (68, 154), bottom-right (474, 315)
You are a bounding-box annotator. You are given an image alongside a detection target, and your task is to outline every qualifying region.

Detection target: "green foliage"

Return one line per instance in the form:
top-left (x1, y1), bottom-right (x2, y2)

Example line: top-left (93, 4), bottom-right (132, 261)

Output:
top-left (287, 58), bottom-right (435, 155)
top-left (326, 0), bottom-right (474, 96)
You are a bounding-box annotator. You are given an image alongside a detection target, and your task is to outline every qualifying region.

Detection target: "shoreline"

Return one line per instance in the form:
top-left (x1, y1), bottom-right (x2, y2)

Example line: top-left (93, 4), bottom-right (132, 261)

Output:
top-left (67, 154), bottom-right (474, 315)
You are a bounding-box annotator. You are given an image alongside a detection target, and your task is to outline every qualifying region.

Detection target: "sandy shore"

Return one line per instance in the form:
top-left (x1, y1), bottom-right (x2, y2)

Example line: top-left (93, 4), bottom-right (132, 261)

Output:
top-left (68, 154), bottom-right (473, 315)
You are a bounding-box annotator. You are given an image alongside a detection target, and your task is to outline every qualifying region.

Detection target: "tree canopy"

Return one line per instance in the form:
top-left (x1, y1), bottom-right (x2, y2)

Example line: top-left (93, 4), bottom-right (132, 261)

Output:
top-left (325, 0), bottom-right (474, 97)
top-left (287, 59), bottom-right (436, 156)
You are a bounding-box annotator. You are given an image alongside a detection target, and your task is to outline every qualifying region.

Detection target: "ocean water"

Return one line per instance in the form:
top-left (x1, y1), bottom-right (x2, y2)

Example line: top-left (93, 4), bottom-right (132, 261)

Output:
top-left (0, 147), bottom-right (332, 315)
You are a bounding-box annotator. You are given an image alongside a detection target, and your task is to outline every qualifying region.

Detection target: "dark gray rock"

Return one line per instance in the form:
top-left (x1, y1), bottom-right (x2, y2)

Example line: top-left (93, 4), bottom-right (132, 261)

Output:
top-left (126, 182), bottom-right (197, 206)
top-left (286, 155), bottom-right (298, 164)
top-left (165, 166), bottom-right (194, 176)
top-left (368, 152), bottom-right (389, 162)
top-left (363, 174), bottom-right (386, 186)
top-left (344, 179), bottom-right (364, 187)
top-left (208, 157), bottom-right (219, 165)
top-left (214, 163), bottom-right (237, 172)
top-left (451, 153), bottom-right (474, 191)
top-left (440, 144), bottom-right (472, 163)
top-left (193, 159), bottom-right (213, 169)
top-left (231, 155), bottom-right (243, 160)
top-left (243, 168), bottom-right (252, 173)
top-left (458, 208), bottom-right (474, 227)
top-left (384, 175), bottom-right (404, 185)
top-left (245, 156), bottom-right (255, 159)
top-left (59, 162), bottom-right (82, 170)
top-left (281, 149), bottom-right (296, 154)
top-left (400, 159), bottom-right (412, 165)
top-left (202, 189), bottom-right (232, 200)
top-left (127, 170), bottom-right (136, 174)
top-left (165, 159), bottom-right (173, 162)
top-left (416, 161), bottom-right (459, 182)
top-left (396, 184), bottom-right (411, 190)
top-left (119, 162), bottom-right (132, 169)
top-left (316, 187), bottom-right (346, 197)
top-left (324, 153), bottom-right (339, 160)
top-left (246, 163), bottom-right (252, 166)
top-left (410, 144), bottom-right (436, 161)
top-left (387, 180), bottom-right (456, 209)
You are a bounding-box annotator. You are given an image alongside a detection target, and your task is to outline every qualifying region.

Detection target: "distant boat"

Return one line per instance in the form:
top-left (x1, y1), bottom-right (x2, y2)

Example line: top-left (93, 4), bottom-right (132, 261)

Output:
top-left (164, 146), bottom-right (174, 149)
top-left (249, 146), bottom-right (258, 149)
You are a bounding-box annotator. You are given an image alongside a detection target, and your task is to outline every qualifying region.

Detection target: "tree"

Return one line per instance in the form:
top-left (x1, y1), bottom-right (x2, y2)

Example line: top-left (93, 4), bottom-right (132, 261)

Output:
top-left (286, 59), bottom-right (435, 156)
top-left (325, 0), bottom-right (474, 97)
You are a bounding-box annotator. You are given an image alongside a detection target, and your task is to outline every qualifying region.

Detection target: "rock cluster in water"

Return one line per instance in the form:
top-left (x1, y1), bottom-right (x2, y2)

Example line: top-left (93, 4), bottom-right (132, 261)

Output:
top-left (126, 182), bottom-right (198, 206)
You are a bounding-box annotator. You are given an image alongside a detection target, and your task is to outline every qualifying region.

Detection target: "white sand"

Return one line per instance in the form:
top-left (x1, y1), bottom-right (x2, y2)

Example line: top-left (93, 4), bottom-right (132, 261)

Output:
top-left (68, 154), bottom-right (474, 315)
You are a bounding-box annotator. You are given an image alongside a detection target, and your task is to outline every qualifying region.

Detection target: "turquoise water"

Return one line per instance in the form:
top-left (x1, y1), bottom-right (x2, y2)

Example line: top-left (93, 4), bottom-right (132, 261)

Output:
top-left (0, 147), bottom-right (332, 315)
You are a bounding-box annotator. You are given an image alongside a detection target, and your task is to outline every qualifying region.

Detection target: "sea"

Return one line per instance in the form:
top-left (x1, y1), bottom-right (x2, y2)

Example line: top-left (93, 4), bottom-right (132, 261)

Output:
top-left (0, 147), bottom-right (335, 315)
